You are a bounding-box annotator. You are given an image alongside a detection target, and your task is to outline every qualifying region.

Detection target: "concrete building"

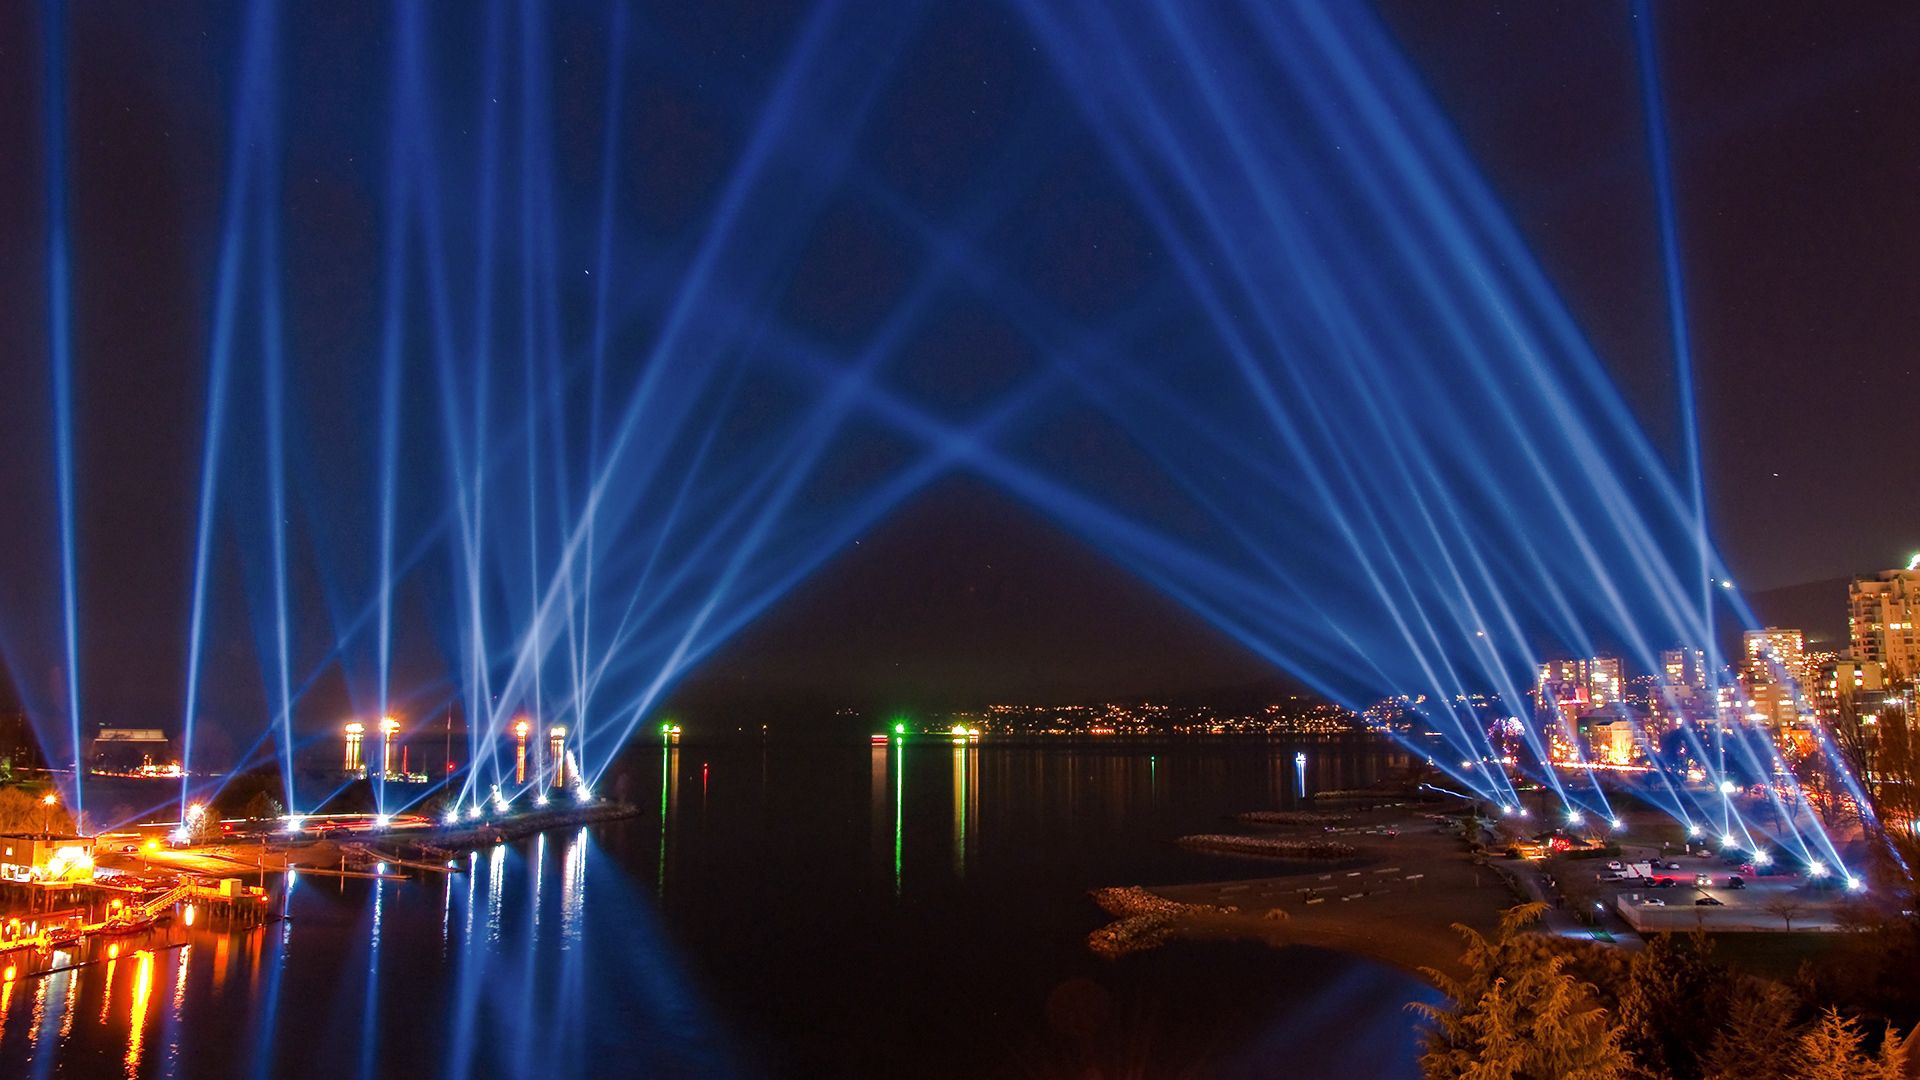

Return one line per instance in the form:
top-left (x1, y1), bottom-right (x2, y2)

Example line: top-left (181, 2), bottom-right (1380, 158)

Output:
top-left (1850, 566), bottom-right (1920, 678)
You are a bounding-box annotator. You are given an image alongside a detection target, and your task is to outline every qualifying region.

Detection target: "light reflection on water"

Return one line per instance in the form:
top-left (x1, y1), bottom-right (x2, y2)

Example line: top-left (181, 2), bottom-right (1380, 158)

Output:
top-left (0, 737), bottom-right (1435, 1078)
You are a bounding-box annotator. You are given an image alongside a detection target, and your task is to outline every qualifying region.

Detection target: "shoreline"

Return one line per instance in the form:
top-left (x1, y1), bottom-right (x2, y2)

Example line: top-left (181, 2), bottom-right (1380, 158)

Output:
top-left (1096, 802), bottom-right (1524, 979)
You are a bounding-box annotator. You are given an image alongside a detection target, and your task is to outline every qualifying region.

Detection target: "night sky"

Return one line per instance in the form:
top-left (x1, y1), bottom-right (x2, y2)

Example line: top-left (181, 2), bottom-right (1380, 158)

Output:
top-left (0, 1), bottom-right (1915, 730)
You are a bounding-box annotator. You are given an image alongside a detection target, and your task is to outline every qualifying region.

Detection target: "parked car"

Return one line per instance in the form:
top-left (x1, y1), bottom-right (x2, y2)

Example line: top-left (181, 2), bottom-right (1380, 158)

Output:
top-left (1726, 877), bottom-right (1746, 889)
top-left (1695, 896), bottom-right (1724, 906)
top-left (1661, 861), bottom-right (1683, 870)
top-left (1651, 878), bottom-right (1675, 888)
top-left (1606, 860), bottom-right (1625, 871)
top-left (1642, 898), bottom-right (1667, 906)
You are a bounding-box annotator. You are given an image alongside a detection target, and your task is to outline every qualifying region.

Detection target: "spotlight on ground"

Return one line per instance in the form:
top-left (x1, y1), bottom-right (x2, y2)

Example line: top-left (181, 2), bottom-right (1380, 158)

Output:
top-left (1720, 834), bottom-right (1739, 850)
top-left (374, 814), bottom-right (392, 829)
top-left (1566, 810), bottom-right (1584, 826)
top-left (444, 808), bottom-right (461, 826)
top-left (1719, 780), bottom-right (1738, 795)
top-left (1808, 860), bottom-right (1829, 879)
top-left (1845, 875), bottom-right (1865, 893)
top-left (1751, 850), bottom-right (1772, 867)
top-left (1609, 817), bottom-right (1625, 832)
top-left (1688, 824), bottom-right (1703, 838)
top-left (466, 805), bottom-right (482, 821)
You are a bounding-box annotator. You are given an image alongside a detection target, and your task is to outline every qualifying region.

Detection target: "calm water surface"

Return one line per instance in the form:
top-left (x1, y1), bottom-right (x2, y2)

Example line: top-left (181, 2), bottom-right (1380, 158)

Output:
top-left (0, 736), bottom-right (1441, 1078)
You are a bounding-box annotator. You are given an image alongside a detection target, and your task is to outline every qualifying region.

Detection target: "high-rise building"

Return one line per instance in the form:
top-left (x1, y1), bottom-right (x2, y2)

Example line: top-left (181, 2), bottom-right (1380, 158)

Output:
top-left (1536, 657), bottom-right (1623, 713)
top-left (1742, 628), bottom-right (1810, 729)
top-left (1849, 566), bottom-right (1920, 678)
top-left (1661, 647), bottom-right (1707, 692)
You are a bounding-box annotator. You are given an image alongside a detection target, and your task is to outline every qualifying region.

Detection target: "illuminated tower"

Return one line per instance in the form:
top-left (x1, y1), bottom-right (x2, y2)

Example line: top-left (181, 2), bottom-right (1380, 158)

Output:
top-left (514, 719), bottom-right (531, 785)
top-left (549, 726), bottom-right (568, 788)
top-left (343, 722), bottom-right (365, 774)
top-left (379, 716), bottom-right (400, 778)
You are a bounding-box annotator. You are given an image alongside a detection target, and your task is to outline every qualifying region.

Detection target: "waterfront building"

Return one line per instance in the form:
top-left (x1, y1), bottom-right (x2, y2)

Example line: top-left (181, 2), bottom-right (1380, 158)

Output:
top-left (0, 834), bottom-right (96, 884)
top-left (89, 727), bottom-right (174, 773)
top-left (1849, 566), bottom-right (1920, 678)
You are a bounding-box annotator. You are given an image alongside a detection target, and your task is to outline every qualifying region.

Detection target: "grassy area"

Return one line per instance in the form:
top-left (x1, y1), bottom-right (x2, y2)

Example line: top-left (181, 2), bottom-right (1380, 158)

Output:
top-left (1706, 931), bottom-right (1845, 981)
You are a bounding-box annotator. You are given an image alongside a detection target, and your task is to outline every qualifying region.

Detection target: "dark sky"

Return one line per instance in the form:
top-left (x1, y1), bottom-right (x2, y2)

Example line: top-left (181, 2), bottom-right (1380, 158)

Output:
top-left (1, 1), bottom-right (1916, 731)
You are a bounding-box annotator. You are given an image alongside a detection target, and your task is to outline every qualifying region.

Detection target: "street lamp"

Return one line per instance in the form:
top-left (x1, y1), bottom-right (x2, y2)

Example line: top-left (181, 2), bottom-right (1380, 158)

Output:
top-left (40, 793), bottom-right (57, 836)
top-left (513, 719), bottom-right (531, 785)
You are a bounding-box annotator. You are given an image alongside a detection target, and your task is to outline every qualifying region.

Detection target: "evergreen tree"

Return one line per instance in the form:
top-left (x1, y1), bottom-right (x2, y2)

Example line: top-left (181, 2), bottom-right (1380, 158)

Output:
top-left (1701, 976), bottom-right (1800, 1080)
top-left (1615, 932), bottom-right (1731, 1080)
top-left (1412, 903), bottom-right (1630, 1079)
top-left (1796, 1008), bottom-right (1913, 1080)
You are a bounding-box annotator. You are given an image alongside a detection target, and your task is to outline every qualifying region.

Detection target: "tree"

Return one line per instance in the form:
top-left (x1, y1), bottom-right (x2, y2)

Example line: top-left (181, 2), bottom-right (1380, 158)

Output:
top-left (1701, 976), bottom-right (1800, 1080)
top-left (1797, 1008), bottom-right (1912, 1080)
top-left (1411, 903), bottom-right (1630, 1079)
top-left (1616, 933), bottom-right (1731, 1080)
top-left (240, 791), bottom-right (284, 822)
top-left (0, 787), bottom-right (75, 834)
top-left (1822, 681), bottom-right (1920, 893)
top-left (184, 803), bottom-right (221, 845)
top-left (1763, 896), bottom-right (1807, 933)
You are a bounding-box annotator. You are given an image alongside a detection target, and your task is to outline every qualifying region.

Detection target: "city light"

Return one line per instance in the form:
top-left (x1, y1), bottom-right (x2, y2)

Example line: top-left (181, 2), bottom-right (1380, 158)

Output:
top-left (1718, 780), bottom-right (1738, 795)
